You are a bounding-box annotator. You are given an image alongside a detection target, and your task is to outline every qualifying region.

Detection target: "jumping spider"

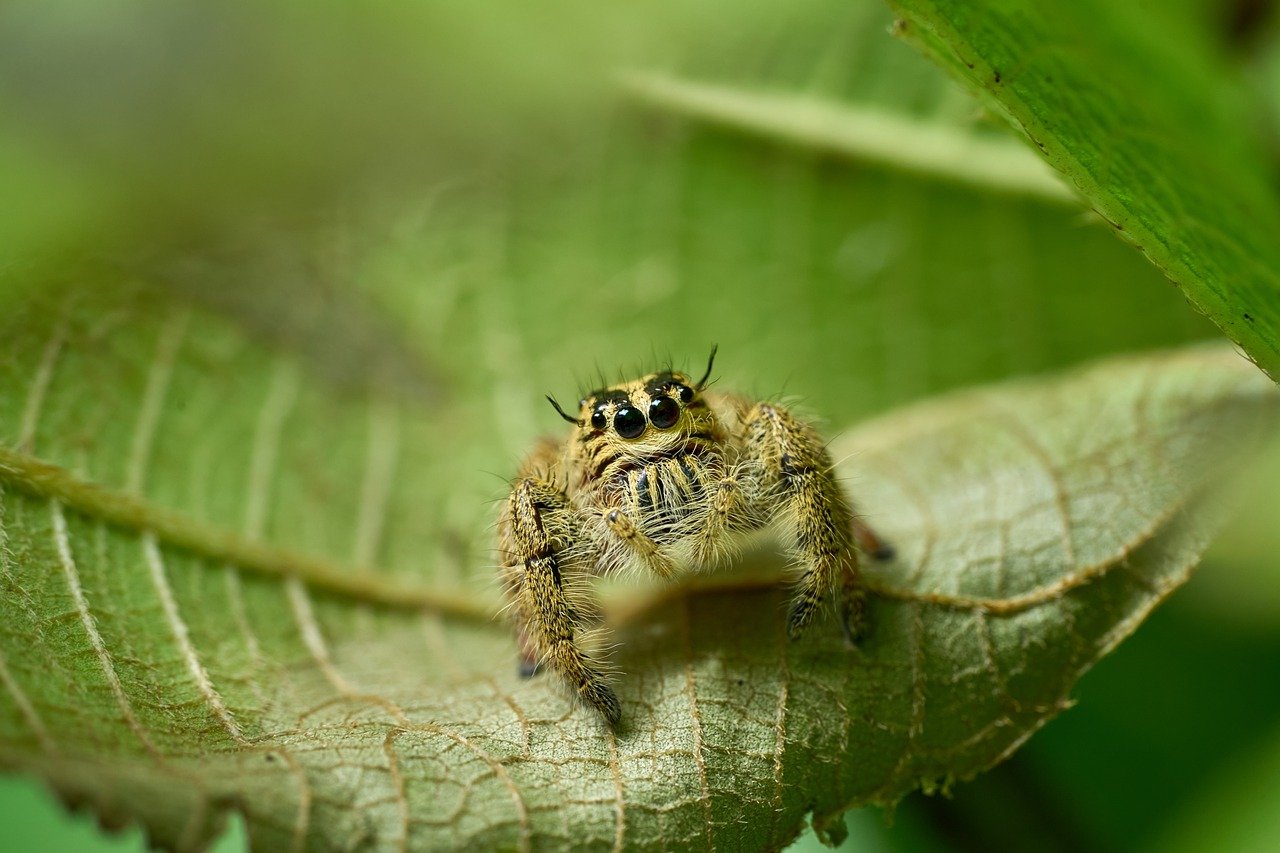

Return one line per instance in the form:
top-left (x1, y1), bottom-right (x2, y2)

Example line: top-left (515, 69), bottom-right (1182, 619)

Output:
top-left (498, 348), bottom-right (890, 725)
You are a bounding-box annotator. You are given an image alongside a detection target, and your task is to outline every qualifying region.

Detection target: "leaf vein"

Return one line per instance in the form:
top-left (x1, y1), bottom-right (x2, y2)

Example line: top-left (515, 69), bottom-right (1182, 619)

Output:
top-left (288, 579), bottom-right (357, 697)
top-left (50, 499), bottom-right (163, 760)
top-left (411, 721), bottom-right (532, 853)
top-left (382, 728), bottom-right (411, 853)
top-left (15, 319), bottom-right (67, 454)
top-left (605, 729), bottom-right (626, 853)
top-left (352, 403), bottom-right (400, 569)
top-left (126, 307), bottom-right (190, 494)
top-left (273, 748), bottom-right (313, 853)
top-left (142, 532), bottom-right (248, 745)
top-left (680, 599), bottom-right (714, 849)
top-left (0, 647), bottom-right (56, 755)
top-left (768, 612), bottom-right (789, 842)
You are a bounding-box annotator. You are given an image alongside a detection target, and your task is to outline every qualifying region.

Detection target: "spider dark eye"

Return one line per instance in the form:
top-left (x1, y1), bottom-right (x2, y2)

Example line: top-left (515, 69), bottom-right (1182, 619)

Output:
top-left (613, 406), bottom-right (646, 439)
top-left (676, 384), bottom-right (694, 404)
top-left (590, 408), bottom-right (607, 430)
top-left (649, 396), bottom-right (679, 429)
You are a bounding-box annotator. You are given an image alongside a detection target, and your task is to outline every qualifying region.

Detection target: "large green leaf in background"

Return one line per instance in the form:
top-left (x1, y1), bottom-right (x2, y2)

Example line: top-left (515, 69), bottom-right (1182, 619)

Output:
top-left (0, 0), bottom-right (1275, 850)
top-left (886, 0), bottom-right (1280, 380)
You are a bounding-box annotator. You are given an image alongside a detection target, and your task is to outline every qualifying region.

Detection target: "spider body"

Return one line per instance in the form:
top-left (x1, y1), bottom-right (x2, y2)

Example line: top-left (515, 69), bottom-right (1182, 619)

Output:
top-left (498, 349), bottom-right (887, 725)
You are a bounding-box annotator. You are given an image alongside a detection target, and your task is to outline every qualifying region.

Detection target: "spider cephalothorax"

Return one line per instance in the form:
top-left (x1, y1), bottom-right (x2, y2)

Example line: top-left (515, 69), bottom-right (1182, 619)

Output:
top-left (498, 348), bottom-right (888, 725)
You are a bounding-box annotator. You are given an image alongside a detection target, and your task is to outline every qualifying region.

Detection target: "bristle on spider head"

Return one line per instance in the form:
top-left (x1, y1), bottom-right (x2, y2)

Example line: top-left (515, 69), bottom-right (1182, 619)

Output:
top-left (696, 344), bottom-right (718, 391)
top-left (546, 395), bottom-right (583, 426)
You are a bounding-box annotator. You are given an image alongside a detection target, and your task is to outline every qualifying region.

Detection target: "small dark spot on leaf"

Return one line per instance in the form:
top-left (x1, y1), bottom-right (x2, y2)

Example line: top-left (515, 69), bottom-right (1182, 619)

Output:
top-left (736, 678), bottom-right (745, 687)
top-left (993, 70), bottom-right (1002, 84)
top-left (1244, 313), bottom-right (1255, 322)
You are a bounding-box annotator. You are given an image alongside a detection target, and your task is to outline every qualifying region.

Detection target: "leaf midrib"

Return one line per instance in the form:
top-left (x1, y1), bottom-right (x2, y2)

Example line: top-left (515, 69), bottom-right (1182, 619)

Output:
top-left (0, 443), bottom-right (480, 616)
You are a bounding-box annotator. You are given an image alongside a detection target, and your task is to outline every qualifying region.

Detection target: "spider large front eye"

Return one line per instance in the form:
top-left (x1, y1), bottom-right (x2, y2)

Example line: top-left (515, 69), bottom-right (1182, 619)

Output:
top-left (649, 396), bottom-right (679, 429)
top-left (613, 406), bottom-right (646, 438)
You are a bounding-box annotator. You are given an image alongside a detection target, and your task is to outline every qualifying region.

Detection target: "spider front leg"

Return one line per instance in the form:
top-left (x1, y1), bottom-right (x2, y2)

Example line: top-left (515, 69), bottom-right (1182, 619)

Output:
top-left (500, 476), bottom-right (621, 725)
top-left (743, 402), bottom-right (867, 644)
top-left (602, 504), bottom-right (678, 579)
top-left (690, 469), bottom-right (746, 565)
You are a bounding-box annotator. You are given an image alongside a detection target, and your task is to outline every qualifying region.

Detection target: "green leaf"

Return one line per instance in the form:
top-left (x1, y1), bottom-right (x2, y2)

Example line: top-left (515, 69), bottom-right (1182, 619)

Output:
top-left (0, 271), bottom-right (1272, 849)
top-left (884, 0), bottom-right (1280, 380)
top-left (1, 3), bottom-right (1274, 850)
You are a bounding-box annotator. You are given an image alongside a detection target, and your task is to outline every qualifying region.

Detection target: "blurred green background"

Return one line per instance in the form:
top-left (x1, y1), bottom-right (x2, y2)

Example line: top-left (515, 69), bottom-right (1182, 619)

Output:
top-left (3, 0), bottom-right (1280, 849)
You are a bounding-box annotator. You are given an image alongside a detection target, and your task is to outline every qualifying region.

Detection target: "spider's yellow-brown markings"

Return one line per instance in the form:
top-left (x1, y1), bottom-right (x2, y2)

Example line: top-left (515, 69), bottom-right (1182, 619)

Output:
top-left (497, 348), bottom-right (890, 726)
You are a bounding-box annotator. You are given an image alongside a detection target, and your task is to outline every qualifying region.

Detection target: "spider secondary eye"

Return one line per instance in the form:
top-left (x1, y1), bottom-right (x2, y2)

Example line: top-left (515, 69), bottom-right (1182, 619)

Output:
top-left (677, 384), bottom-right (694, 404)
top-left (590, 408), bottom-right (607, 430)
top-left (649, 396), bottom-right (679, 428)
top-left (613, 406), bottom-right (646, 438)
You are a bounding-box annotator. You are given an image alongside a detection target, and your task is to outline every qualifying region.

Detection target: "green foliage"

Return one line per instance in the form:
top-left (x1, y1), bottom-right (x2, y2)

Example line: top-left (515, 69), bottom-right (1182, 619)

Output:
top-left (0, 0), bottom-right (1277, 850)
top-left (887, 0), bottom-right (1280, 379)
